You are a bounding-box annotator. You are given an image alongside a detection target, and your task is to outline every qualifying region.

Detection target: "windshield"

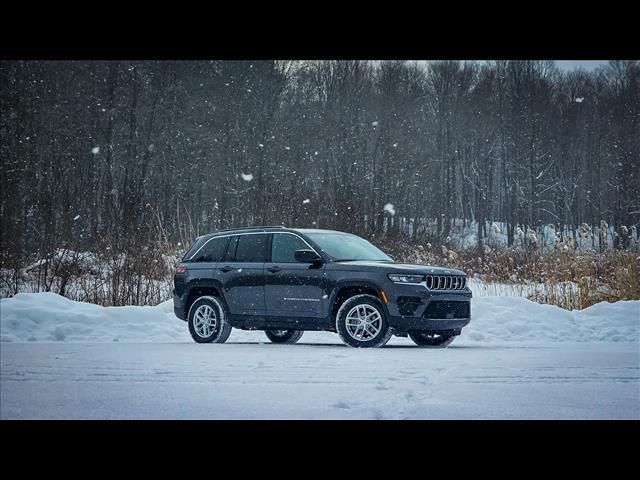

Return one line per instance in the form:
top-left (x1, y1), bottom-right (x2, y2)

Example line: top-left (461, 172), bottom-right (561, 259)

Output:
top-left (305, 232), bottom-right (393, 262)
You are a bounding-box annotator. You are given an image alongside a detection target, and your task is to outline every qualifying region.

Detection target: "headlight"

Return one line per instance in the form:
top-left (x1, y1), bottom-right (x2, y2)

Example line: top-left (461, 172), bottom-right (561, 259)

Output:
top-left (388, 274), bottom-right (425, 284)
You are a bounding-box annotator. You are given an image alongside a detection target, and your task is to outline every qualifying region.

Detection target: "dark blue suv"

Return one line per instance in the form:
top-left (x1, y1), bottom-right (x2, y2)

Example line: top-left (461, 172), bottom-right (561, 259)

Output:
top-left (173, 226), bottom-right (471, 348)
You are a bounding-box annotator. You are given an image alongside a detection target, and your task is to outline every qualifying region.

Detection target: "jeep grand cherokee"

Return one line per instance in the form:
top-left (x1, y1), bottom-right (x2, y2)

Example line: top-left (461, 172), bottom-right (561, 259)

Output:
top-left (173, 226), bottom-right (471, 348)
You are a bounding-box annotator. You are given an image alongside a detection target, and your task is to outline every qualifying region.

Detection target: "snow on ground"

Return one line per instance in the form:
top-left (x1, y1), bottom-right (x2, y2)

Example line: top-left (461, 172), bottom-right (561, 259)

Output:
top-left (1, 292), bottom-right (638, 344)
top-left (1, 341), bottom-right (637, 419)
top-left (1, 293), bottom-right (638, 419)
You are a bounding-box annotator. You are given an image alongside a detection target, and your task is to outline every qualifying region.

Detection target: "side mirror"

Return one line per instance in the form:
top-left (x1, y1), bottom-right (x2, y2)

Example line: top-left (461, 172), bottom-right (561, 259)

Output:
top-left (294, 249), bottom-right (322, 264)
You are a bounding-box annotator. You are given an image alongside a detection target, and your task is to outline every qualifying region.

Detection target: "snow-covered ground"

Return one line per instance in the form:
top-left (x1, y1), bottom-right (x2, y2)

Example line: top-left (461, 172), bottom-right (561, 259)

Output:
top-left (1, 293), bottom-right (638, 419)
top-left (2, 341), bottom-right (637, 419)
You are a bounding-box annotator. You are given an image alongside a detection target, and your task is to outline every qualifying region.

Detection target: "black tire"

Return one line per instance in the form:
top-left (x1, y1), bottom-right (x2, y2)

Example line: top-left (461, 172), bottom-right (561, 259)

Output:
top-left (335, 294), bottom-right (392, 348)
top-left (187, 296), bottom-right (232, 344)
top-left (408, 331), bottom-right (456, 348)
top-left (264, 329), bottom-right (304, 344)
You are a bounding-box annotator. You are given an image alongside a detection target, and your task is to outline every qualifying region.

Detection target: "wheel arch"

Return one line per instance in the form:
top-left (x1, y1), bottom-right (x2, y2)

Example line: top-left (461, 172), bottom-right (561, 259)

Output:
top-left (184, 280), bottom-right (226, 319)
top-left (329, 281), bottom-right (388, 319)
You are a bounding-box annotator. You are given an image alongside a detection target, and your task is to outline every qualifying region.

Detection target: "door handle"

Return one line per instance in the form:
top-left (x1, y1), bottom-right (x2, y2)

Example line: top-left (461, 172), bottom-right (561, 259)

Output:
top-left (219, 266), bottom-right (234, 272)
top-left (267, 266), bottom-right (281, 273)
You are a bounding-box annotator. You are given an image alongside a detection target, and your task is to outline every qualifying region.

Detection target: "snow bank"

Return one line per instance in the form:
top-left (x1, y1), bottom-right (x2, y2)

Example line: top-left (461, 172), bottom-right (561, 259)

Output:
top-left (0, 293), bottom-right (189, 343)
top-left (1, 292), bottom-right (638, 344)
top-left (462, 296), bottom-right (639, 343)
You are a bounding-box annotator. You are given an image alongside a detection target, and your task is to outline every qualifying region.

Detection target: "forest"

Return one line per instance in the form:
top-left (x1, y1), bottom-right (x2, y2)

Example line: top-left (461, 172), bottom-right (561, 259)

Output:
top-left (1, 60), bottom-right (638, 305)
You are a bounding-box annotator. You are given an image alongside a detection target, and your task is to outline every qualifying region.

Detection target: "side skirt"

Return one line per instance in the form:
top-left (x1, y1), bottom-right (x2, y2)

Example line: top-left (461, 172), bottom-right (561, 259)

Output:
top-left (229, 314), bottom-right (334, 331)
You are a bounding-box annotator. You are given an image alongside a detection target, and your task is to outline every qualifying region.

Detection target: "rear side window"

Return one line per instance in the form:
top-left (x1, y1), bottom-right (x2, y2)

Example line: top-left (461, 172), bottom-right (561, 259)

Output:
top-left (191, 236), bottom-right (229, 263)
top-left (183, 237), bottom-right (209, 262)
top-left (233, 234), bottom-right (269, 262)
top-left (271, 233), bottom-right (310, 263)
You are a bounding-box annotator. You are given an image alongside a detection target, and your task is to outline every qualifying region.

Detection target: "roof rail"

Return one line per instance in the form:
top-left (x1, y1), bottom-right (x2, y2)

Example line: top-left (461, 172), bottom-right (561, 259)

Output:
top-left (211, 225), bottom-right (287, 234)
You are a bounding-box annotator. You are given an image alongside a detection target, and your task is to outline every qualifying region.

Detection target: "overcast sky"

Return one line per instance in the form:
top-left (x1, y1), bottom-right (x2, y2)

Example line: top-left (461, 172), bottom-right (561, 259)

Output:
top-left (413, 60), bottom-right (609, 72)
top-left (555, 60), bottom-right (608, 71)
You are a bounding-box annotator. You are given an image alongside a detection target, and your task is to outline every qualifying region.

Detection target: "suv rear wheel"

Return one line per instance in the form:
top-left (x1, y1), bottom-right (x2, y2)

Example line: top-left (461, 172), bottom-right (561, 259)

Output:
top-left (188, 296), bottom-right (232, 344)
top-left (264, 329), bottom-right (304, 344)
top-left (335, 294), bottom-right (392, 348)
top-left (408, 331), bottom-right (455, 348)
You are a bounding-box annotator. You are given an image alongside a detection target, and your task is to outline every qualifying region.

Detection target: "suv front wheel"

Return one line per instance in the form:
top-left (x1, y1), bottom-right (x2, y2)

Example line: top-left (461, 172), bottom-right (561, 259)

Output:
top-left (335, 294), bottom-right (392, 348)
top-left (188, 296), bottom-right (233, 344)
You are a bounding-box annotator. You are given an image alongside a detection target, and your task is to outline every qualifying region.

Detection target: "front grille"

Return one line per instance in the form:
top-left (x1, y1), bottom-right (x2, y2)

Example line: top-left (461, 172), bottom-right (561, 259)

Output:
top-left (425, 275), bottom-right (466, 290)
top-left (424, 301), bottom-right (470, 319)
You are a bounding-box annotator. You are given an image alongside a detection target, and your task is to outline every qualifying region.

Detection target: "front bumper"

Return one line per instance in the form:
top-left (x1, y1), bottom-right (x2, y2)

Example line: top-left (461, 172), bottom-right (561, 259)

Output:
top-left (383, 285), bottom-right (472, 334)
top-left (388, 315), bottom-right (470, 333)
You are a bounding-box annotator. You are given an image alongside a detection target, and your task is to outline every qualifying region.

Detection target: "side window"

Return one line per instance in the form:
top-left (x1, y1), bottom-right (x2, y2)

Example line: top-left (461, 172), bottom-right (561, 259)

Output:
top-left (271, 234), bottom-right (310, 263)
top-left (233, 234), bottom-right (268, 263)
top-left (191, 236), bottom-right (229, 263)
top-left (223, 236), bottom-right (239, 262)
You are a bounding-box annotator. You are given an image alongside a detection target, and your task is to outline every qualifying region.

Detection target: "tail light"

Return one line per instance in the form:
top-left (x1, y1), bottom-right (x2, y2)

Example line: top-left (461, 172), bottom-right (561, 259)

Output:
top-left (176, 267), bottom-right (188, 274)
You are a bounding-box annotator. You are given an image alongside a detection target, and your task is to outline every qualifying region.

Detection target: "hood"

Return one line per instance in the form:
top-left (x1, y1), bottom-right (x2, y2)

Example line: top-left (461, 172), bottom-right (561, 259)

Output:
top-left (327, 260), bottom-right (466, 276)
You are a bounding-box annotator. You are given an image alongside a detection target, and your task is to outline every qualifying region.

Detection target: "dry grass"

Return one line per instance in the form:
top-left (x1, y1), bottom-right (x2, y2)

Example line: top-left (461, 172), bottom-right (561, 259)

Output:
top-left (381, 240), bottom-right (640, 310)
